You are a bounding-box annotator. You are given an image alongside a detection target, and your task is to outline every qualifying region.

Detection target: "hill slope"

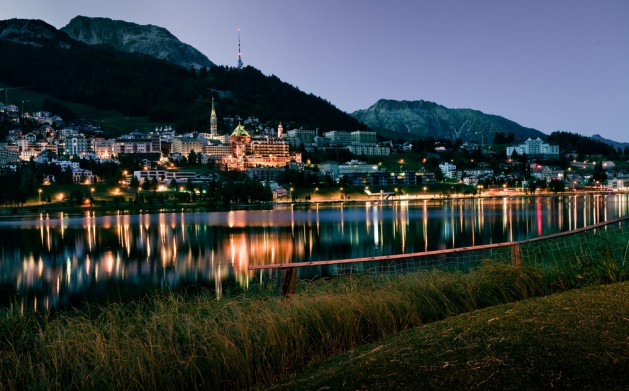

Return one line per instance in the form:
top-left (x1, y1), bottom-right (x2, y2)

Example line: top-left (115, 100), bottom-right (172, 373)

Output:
top-left (591, 134), bottom-right (629, 151)
top-left (0, 18), bottom-right (365, 133)
top-left (61, 16), bottom-right (214, 70)
top-left (352, 99), bottom-right (546, 143)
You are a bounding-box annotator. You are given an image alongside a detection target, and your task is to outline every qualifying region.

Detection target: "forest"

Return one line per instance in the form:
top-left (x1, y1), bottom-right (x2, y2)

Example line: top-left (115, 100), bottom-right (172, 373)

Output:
top-left (0, 39), bottom-right (367, 134)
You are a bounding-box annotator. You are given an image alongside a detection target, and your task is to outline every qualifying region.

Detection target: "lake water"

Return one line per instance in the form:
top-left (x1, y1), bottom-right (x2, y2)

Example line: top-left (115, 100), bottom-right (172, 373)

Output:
top-left (1, 194), bottom-right (627, 312)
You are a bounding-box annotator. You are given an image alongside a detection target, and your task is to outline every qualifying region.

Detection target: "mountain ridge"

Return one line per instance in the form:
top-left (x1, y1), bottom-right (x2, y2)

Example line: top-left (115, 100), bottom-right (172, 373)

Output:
top-left (2, 17), bottom-right (624, 147)
top-left (0, 18), bottom-right (365, 133)
top-left (590, 134), bottom-right (629, 151)
top-left (351, 99), bottom-right (547, 143)
top-left (61, 16), bottom-right (214, 70)
top-left (0, 18), bottom-right (77, 49)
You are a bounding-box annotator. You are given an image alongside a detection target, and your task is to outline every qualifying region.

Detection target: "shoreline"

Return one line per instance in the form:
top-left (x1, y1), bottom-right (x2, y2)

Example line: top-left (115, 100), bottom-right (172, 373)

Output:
top-left (0, 190), bottom-right (620, 219)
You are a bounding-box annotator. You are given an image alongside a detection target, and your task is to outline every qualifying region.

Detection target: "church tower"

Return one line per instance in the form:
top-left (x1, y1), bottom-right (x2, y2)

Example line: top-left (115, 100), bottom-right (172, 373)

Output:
top-left (210, 97), bottom-right (218, 136)
top-left (277, 122), bottom-right (284, 138)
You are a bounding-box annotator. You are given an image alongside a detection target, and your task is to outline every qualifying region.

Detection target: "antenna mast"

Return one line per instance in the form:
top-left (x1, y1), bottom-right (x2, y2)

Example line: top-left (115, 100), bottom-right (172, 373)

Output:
top-left (237, 28), bottom-right (243, 69)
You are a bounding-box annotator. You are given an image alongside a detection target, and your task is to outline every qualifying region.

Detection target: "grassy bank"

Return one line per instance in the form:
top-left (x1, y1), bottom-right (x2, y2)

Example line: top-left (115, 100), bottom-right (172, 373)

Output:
top-left (0, 240), bottom-right (627, 391)
top-left (273, 281), bottom-right (629, 390)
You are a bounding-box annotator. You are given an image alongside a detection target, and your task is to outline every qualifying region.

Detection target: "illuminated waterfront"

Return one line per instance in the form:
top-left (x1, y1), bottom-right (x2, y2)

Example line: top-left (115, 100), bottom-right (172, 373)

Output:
top-left (0, 194), bottom-right (627, 312)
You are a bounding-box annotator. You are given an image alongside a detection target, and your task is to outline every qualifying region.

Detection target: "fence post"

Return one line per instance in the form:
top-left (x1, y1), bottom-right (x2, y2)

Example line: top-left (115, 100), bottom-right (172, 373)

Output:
top-left (280, 267), bottom-right (297, 297)
top-left (511, 243), bottom-right (521, 268)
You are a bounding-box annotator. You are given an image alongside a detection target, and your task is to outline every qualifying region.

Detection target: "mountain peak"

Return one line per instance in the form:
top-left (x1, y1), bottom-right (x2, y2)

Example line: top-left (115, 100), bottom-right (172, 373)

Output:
top-left (0, 18), bottom-right (75, 48)
top-left (61, 15), bottom-right (214, 70)
top-left (590, 134), bottom-right (629, 149)
top-left (352, 99), bottom-right (545, 142)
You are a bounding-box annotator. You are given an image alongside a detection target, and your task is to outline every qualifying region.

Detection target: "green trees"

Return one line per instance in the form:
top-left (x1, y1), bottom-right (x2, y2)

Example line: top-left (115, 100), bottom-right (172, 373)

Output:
top-left (493, 131), bottom-right (515, 145)
top-left (0, 40), bottom-right (366, 133)
top-left (592, 160), bottom-right (608, 185)
top-left (548, 179), bottom-right (565, 194)
top-left (129, 175), bottom-right (140, 191)
top-left (547, 131), bottom-right (615, 158)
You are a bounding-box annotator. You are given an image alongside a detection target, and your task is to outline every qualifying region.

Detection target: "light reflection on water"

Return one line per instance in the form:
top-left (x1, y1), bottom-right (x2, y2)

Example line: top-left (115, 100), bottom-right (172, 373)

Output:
top-left (0, 194), bottom-right (627, 312)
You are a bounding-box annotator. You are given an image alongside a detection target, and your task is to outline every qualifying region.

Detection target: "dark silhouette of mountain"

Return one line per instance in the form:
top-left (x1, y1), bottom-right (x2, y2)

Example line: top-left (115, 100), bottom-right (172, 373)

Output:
top-left (590, 134), bottom-right (629, 150)
top-left (0, 18), bottom-right (76, 48)
top-left (547, 131), bottom-right (618, 156)
top-left (352, 99), bottom-right (546, 143)
top-left (0, 18), bottom-right (366, 133)
top-left (61, 16), bottom-right (214, 70)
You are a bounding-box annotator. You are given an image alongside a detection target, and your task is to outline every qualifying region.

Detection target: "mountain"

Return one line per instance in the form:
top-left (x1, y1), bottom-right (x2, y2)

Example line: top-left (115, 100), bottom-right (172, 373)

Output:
top-left (61, 16), bottom-right (214, 70)
top-left (0, 18), bottom-right (76, 48)
top-left (590, 134), bottom-right (629, 151)
top-left (0, 18), bottom-right (364, 133)
top-left (351, 99), bottom-right (546, 143)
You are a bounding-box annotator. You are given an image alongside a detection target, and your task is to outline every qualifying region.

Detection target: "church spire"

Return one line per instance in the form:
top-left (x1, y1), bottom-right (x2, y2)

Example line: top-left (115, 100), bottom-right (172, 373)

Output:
top-left (210, 96), bottom-right (218, 136)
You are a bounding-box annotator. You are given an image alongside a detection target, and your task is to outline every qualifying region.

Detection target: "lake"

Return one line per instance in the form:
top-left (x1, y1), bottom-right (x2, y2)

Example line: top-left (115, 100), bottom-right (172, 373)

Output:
top-left (0, 194), bottom-right (627, 312)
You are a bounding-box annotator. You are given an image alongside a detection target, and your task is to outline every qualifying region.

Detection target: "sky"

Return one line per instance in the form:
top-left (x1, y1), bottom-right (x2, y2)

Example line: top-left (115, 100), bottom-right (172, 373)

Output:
top-left (4, 0), bottom-right (629, 142)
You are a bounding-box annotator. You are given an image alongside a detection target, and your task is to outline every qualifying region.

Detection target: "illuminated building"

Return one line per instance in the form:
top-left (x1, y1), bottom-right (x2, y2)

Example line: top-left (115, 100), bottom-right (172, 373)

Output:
top-left (211, 123), bottom-right (302, 171)
top-left (171, 137), bottom-right (204, 155)
top-left (507, 137), bottom-right (559, 159)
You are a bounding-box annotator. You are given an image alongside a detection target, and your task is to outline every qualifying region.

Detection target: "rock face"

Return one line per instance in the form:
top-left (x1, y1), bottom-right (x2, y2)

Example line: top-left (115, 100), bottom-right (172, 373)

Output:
top-left (0, 18), bottom-right (76, 48)
top-left (352, 99), bottom-right (546, 143)
top-left (61, 16), bottom-right (214, 70)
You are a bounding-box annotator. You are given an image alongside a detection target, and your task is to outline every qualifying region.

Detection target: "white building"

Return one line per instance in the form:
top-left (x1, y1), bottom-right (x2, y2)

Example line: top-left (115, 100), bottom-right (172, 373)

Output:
top-left (285, 129), bottom-right (316, 147)
top-left (324, 131), bottom-right (351, 146)
top-left (606, 176), bottom-right (629, 192)
top-left (72, 168), bottom-right (94, 184)
top-left (439, 162), bottom-right (457, 179)
top-left (351, 130), bottom-right (377, 144)
top-left (171, 137), bottom-right (204, 156)
top-left (507, 138), bottom-right (559, 158)
top-left (338, 160), bottom-right (379, 177)
top-left (133, 170), bottom-right (197, 184)
top-left (66, 135), bottom-right (91, 157)
top-left (348, 143), bottom-right (391, 156)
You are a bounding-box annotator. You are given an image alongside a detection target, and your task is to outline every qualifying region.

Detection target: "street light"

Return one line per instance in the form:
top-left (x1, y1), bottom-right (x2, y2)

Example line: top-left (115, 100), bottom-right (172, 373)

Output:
top-left (314, 187), bottom-right (319, 201)
top-left (38, 188), bottom-right (42, 203)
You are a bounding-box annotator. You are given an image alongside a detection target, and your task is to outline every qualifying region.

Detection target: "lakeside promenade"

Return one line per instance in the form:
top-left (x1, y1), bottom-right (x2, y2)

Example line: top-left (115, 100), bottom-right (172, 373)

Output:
top-left (0, 188), bottom-right (622, 217)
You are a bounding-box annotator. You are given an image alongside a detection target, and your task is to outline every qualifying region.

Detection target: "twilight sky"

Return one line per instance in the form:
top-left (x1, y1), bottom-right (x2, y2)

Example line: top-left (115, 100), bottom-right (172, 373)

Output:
top-left (4, 0), bottom-right (629, 142)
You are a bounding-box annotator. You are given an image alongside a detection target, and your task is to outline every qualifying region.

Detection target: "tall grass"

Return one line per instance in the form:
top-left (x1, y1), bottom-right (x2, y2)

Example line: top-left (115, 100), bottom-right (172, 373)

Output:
top-left (0, 234), bottom-right (627, 390)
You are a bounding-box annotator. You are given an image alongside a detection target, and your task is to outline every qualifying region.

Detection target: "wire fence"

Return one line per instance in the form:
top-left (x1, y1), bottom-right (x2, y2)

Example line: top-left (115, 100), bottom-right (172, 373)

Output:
top-left (249, 216), bottom-right (629, 296)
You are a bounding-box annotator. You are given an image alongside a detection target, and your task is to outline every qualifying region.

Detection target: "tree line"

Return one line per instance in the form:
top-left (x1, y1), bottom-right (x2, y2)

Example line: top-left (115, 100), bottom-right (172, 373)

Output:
top-left (0, 39), bottom-right (367, 134)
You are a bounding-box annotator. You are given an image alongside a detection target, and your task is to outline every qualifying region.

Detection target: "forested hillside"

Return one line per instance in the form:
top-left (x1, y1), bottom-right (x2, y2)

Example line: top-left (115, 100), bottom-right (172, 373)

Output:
top-left (547, 131), bottom-right (618, 156)
top-left (0, 21), bottom-right (366, 133)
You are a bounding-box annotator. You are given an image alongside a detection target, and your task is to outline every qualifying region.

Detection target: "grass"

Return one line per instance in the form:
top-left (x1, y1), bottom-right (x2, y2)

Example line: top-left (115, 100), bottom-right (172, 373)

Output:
top-left (0, 237), bottom-right (626, 391)
top-left (272, 282), bottom-right (629, 390)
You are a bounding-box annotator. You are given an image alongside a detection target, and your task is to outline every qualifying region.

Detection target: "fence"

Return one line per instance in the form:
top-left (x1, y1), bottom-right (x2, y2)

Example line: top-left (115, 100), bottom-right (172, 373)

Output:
top-left (249, 215), bottom-right (629, 296)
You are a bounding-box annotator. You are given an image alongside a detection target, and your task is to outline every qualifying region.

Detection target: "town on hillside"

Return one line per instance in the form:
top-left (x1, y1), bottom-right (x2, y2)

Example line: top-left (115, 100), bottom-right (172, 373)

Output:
top-left (0, 98), bottom-right (628, 208)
